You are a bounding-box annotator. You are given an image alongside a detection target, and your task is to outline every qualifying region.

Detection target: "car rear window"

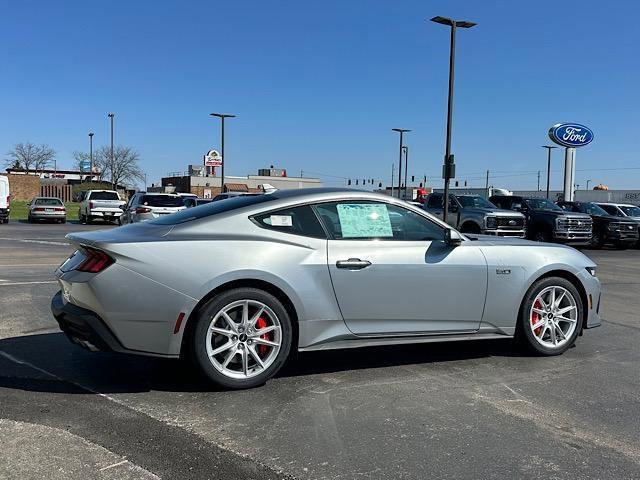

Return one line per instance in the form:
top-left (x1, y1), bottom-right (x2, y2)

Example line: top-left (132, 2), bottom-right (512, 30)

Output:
top-left (34, 198), bottom-right (63, 206)
top-left (141, 195), bottom-right (185, 207)
top-left (150, 194), bottom-right (275, 225)
top-left (89, 191), bottom-right (119, 200)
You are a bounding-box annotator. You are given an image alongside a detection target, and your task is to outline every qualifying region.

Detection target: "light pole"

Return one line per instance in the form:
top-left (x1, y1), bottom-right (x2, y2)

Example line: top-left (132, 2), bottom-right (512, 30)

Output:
top-left (392, 128), bottom-right (410, 199)
top-left (542, 145), bottom-right (557, 199)
top-left (586, 179), bottom-right (592, 190)
top-left (108, 113), bottom-right (114, 189)
top-left (88, 132), bottom-right (94, 183)
top-left (431, 16), bottom-right (476, 223)
top-left (210, 113), bottom-right (236, 194)
top-left (402, 145), bottom-right (409, 200)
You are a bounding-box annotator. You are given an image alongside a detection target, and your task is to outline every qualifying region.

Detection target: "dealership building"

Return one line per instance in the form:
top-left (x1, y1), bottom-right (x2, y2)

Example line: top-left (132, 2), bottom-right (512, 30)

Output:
top-left (158, 166), bottom-right (322, 197)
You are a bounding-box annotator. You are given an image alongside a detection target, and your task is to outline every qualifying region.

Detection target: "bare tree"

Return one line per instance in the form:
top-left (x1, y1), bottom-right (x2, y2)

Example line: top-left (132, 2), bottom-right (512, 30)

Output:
top-left (5, 142), bottom-right (56, 172)
top-left (93, 145), bottom-right (144, 188)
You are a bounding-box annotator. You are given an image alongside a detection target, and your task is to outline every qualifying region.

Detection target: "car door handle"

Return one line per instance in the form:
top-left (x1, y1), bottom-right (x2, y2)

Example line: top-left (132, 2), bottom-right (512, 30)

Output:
top-left (336, 258), bottom-right (372, 270)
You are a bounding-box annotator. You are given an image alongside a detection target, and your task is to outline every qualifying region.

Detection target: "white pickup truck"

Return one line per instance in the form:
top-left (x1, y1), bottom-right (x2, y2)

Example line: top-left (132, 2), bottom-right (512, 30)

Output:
top-left (78, 190), bottom-right (126, 224)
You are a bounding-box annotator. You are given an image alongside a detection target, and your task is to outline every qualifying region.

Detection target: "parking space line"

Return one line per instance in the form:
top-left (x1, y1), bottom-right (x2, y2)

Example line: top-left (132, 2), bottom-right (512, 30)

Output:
top-left (0, 238), bottom-right (70, 246)
top-left (0, 281), bottom-right (58, 286)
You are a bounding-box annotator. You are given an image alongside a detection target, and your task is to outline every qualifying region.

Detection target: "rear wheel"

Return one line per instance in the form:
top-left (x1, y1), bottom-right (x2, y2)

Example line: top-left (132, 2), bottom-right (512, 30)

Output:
top-left (460, 222), bottom-right (481, 234)
top-left (517, 276), bottom-right (583, 355)
top-left (192, 288), bottom-right (292, 389)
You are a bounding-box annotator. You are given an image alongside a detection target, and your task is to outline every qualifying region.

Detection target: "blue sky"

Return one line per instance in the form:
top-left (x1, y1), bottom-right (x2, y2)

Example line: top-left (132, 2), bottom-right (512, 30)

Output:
top-left (1, 0), bottom-right (638, 190)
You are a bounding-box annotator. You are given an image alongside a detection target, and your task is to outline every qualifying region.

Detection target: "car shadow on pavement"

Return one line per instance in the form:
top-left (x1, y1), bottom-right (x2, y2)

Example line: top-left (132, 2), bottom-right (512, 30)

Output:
top-left (0, 332), bottom-right (521, 395)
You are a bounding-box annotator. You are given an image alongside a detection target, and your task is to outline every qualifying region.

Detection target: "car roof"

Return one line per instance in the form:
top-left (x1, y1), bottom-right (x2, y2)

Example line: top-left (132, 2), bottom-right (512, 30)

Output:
top-left (596, 202), bottom-right (636, 207)
top-left (142, 192), bottom-right (180, 196)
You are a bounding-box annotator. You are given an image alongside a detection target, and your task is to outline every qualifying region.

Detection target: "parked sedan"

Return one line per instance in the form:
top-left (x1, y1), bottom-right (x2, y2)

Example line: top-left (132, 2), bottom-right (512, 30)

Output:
top-left (51, 188), bottom-right (601, 389)
top-left (27, 197), bottom-right (66, 223)
top-left (119, 193), bottom-right (186, 224)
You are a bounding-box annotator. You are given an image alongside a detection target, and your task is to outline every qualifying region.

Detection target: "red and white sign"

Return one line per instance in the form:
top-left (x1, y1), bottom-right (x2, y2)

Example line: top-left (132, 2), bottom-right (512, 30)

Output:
top-left (204, 149), bottom-right (222, 167)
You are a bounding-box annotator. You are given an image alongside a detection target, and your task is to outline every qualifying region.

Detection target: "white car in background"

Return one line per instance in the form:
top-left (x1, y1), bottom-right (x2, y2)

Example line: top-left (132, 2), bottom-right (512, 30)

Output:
top-left (0, 175), bottom-right (9, 224)
top-left (78, 190), bottom-right (126, 224)
top-left (120, 193), bottom-right (186, 224)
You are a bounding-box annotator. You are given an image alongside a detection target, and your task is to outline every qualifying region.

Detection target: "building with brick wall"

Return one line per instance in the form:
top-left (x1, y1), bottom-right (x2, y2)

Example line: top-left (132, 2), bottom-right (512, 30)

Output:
top-left (0, 173), bottom-right (40, 201)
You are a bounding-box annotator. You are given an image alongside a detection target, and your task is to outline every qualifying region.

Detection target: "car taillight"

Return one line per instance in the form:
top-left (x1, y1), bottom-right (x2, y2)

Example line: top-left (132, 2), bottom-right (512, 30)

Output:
top-left (6, 196), bottom-right (9, 208)
top-left (33, 207), bottom-right (45, 212)
top-left (89, 201), bottom-right (94, 209)
top-left (77, 247), bottom-right (114, 273)
top-left (136, 206), bottom-right (152, 214)
top-left (55, 207), bottom-right (65, 212)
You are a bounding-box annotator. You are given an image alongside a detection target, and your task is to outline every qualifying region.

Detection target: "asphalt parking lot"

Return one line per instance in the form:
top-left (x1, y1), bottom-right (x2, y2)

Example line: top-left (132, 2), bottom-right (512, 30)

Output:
top-left (1, 220), bottom-right (639, 479)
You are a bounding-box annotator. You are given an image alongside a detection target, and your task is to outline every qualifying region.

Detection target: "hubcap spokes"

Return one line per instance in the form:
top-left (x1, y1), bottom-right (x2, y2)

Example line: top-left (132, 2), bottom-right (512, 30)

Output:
top-left (530, 286), bottom-right (578, 348)
top-left (206, 300), bottom-right (282, 379)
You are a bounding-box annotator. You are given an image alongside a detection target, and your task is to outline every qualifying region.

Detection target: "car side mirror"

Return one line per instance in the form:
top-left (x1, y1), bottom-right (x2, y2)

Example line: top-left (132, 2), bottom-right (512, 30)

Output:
top-left (445, 229), bottom-right (463, 247)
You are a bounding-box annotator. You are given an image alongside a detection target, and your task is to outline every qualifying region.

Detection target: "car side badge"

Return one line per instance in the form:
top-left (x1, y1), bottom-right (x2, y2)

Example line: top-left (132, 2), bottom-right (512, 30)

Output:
top-left (496, 269), bottom-right (511, 275)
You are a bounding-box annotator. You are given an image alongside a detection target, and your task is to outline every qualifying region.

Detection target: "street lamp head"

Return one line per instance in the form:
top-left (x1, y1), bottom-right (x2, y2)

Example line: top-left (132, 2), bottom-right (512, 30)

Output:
top-left (392, 128), bottom-right (411, 133)
top-left (210, 113), bottom-right (237, 119)
top-left (430, 16), bottom-right (476, 28)
top-left (542, 145), bottom-right (558, 149)
top-left (108, 113), bottom-right (114, 118)
top-left (88, 132), bottom-right (94, 137)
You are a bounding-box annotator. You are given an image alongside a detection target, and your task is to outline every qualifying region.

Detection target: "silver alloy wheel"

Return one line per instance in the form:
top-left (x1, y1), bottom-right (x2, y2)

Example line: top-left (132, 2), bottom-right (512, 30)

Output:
top-left (205, 299), bottom-right (282, 379)
top-left (529, 286), bottom-right (578, 349)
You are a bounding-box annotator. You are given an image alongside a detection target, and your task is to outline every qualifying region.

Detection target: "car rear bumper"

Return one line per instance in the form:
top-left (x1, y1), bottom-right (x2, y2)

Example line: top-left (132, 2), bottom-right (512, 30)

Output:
top-left (51, 290), bottom-right (126, 353)
top-left (89, 210), bottom-right (122, 218)
top-left (31, 212), bottom-right (66, 219)
top-left (0, 208), bottom-right (9, 219)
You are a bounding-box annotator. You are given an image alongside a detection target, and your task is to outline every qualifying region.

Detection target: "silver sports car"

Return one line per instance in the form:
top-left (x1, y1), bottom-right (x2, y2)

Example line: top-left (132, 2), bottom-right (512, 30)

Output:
top-left (51, 188), bottom-right (601, 389)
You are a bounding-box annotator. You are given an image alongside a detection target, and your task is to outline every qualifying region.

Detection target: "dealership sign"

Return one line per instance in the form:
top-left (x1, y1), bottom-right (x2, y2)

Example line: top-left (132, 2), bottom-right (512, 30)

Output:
top-left (204, 149), bottom-right (222, 167)
top-left (548, 123), bottom-right (594, 148)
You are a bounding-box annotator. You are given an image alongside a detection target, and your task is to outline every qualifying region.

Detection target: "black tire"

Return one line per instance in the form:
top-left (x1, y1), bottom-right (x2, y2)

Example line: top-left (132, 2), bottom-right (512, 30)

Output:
top-left (27, 215), bottom-right (32, 223)
top-left (191, 288), bottom-right (293, 389)
top-left (590, 231), bottom-right (604, 249)
top-left (533, 229), bottom-right (551, 243)
top-left (86, 215), bottom-right (92, 225)
top-left (460, 222), bottom-right (481, 234)
top-left (516, 276), bottom-right (583, 356)
top-left (1, 218), bottom-right (7, 224)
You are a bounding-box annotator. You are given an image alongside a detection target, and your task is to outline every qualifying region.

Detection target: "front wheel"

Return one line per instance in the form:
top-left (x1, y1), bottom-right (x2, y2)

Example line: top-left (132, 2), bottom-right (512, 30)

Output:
top-left (533, 230), bottom-right (551, 243)
top-left (590, 231), bottom-right (604, 249)
top-left (192, 288), bottom-right (292, 389)
top-left (517, 276), bottom-right (583, 355)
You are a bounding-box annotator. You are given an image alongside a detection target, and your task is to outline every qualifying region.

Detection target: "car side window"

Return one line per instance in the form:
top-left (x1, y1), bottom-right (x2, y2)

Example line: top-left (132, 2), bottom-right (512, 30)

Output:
top-left (252, 205), bottom-right (326, 239)
top-left (314, 201), bottom-right (444, 241)
top-left (599, 205), bottom-right (618, 216)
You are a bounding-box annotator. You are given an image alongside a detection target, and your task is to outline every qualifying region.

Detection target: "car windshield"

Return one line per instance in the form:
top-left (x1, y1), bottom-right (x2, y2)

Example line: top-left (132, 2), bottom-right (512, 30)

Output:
top-left (34, 198), bottom-right (63, 206)
top-left (620, 205), bottom-right (640, 217)
top-left (524, 198), bottom-right (563, 212)
top-left (141, 195), bottom-right (185, 207)
top-left (582, 203), bottom-right (609, 216)
top-left (150, 194), bottom-right (276, 224)
top-left (456, 196), bottom-right (497, 209)
top-left (90, 191), bottom-right (119, 200)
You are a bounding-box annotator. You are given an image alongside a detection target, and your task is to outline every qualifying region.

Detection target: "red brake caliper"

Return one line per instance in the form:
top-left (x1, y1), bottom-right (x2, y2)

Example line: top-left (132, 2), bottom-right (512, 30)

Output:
top-left (531, 299), bottom-right (542, 335)
top-left (255, 317), bottom-right (271, 356)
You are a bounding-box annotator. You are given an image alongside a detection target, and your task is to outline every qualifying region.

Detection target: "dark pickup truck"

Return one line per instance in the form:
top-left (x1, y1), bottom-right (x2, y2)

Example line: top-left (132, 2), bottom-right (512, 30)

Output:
top-left (557, 201), bottom-right (639, 248)
top-left (489, 195), bottom-right (592, 244)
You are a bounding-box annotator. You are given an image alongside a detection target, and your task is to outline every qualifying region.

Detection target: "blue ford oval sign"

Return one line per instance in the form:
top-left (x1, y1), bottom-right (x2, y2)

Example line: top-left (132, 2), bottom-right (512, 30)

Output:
top-left (548, 123), bottom-right (594, 148)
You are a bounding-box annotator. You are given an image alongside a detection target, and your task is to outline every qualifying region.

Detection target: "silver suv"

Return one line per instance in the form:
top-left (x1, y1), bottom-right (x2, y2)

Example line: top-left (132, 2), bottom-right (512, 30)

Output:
top-left (424, 193), bottom-right (526, 237)
top-left (120, 193), bottom-right (186, 225)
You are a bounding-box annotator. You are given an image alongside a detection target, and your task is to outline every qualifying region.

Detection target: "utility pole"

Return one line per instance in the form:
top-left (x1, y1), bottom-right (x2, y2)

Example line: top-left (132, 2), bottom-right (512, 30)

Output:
top-left (210, 113), bottom-right (236, 194)
top-left (537, 170), bottom-right (541, 191)
top-left (431, 16), bottom-right (476, 222)
top-left (542, 145), bottom-right (557, 199)
top-left (586, 179), bottom-right (592, 190)
top-left (392, 129), bottom-right (410, 199)
top-left (88, 132), bottom-right (94, 184)
top-left (391, 163), bottom-right (395, 197)
top-left (402, 145), bottom-right (409, 200)
top-left (485, 170), bottom-right (489, 198)
top-left (108, 113), bottom-right (114, 189)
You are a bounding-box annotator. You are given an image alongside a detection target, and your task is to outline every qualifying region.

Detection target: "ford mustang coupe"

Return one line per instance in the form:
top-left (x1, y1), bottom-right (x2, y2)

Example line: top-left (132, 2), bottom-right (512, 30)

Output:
top-left (52, 188), bottom-right (601, 389)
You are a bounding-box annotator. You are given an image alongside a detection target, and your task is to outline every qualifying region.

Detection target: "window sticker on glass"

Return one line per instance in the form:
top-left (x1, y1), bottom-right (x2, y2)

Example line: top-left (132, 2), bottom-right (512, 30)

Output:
top-left (337, 203), bottom-right (393, 238)
top-left (268, 215), bottom-right (293, 227)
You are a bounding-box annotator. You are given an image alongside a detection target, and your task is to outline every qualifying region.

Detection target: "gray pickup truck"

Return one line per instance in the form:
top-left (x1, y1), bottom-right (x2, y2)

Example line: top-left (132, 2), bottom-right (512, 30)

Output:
top-left (423, 193), bottom-right (526, 237)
